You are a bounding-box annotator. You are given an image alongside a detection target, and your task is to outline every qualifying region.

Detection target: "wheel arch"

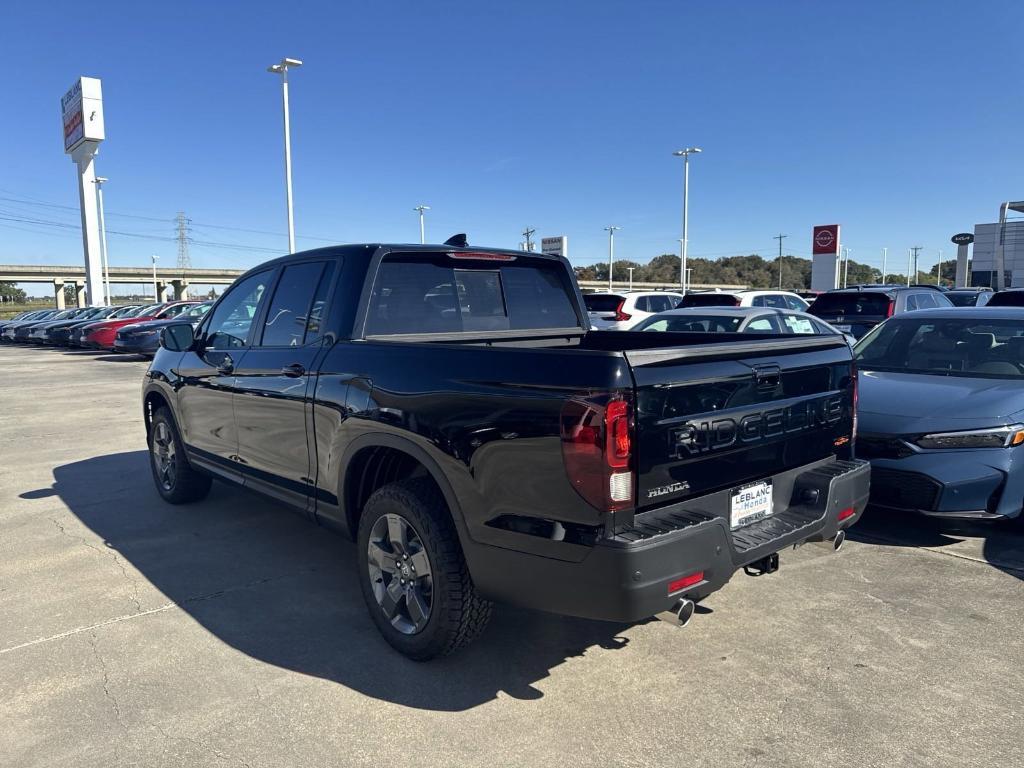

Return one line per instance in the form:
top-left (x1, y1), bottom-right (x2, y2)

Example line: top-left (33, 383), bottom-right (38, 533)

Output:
top-left (338, 433), bottom-right (469, 545)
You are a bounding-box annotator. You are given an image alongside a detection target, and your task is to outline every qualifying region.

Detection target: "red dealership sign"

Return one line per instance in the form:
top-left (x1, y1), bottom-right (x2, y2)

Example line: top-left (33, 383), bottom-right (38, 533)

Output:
top-left (813, 225), bottom-right (840, 255)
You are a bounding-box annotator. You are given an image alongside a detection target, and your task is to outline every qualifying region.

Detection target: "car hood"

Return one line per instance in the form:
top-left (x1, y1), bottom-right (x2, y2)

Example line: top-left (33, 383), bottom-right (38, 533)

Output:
top-left (858, 370), bottom-right (1024, 434)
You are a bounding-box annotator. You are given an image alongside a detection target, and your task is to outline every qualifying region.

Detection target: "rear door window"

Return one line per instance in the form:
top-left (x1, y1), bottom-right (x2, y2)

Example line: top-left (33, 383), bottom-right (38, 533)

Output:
top-left (785, 295), bottom-right (809, 311)
top-left (762, 294), bottom-right (788, 309)
top-left (366, 253), bottom-right (581, 336)
top-left (259, 261), bottom-right (331, 347)
top-left (648, 295), bottom-right (673, 312)
top-left (634, 296), bottom-right (651, 312)
top-left (782, 315), bottom-right (816, 334)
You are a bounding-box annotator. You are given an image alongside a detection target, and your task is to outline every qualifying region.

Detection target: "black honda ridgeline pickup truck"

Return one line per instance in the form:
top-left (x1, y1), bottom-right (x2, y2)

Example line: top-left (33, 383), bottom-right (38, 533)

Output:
top-left (144, 241), bottom-right (869, 659)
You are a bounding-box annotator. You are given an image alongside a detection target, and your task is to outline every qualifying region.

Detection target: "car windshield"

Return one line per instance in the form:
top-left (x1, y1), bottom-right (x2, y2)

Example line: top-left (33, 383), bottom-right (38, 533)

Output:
top-left (855, 317), bottom-right (1024, 379)
top-left (157, 303), bottom-right (196, 319)
top-left (679, 293), bottom-right (740, 307)
top-left (635, 313), bottom-right (744, 332)
top-left (183, 303), bottom-right (212, 318)
top-left (584, 294), bottom-right (624, 312)
top-left (110, 305), bottom-right (141, 317)
top-left (130, 304), bottom-right (163, 317)
top-left (810, 293), bottom-right (892, 315)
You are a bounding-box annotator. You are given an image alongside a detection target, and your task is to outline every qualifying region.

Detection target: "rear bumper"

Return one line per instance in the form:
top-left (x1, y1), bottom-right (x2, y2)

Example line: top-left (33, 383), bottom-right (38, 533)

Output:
top-left (469, 458), bottom-right (870, 622)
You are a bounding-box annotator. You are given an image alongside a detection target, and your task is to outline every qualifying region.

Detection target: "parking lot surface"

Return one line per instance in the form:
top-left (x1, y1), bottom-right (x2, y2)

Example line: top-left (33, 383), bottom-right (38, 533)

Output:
top-left (2, 344), bottom-right (1023, 768)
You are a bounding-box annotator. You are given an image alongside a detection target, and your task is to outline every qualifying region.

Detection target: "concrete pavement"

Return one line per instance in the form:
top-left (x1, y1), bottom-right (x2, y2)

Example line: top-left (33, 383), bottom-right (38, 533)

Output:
top-left (1, 344), bottom-right (1022, 767)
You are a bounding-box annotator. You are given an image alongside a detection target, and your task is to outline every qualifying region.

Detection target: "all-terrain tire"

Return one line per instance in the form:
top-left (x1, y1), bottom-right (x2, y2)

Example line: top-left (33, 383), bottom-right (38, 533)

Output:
top-left (357, 478), bottom-right (492, 660)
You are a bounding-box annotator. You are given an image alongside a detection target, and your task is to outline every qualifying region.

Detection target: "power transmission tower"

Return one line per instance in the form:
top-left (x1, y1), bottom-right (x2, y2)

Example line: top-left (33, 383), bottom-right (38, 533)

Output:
top-left (175, 211), bottom-right (192, 270)
top-left (773, 233), bottom-right (787, 289)
top-left (522, 227), bottom-right (535, 252)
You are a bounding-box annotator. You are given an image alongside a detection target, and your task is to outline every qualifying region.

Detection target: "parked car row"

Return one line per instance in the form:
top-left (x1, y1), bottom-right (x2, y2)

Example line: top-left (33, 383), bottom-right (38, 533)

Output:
top-left (584, 283), bottom-right (1024, 529)
top-left (0, 300), bottom-right (213, 355)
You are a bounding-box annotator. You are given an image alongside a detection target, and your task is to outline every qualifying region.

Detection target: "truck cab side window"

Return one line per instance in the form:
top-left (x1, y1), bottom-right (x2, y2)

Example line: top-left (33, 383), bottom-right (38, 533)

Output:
top-left (259, 261), bottom-right (330, 347)
top-left (204, 271), bottom-right (273, 350)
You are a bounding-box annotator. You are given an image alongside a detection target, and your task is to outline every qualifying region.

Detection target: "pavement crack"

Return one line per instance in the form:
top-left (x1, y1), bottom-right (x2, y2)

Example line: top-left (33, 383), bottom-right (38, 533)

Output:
top-left (88, 631), bottom-right (128, 732)
top-left (152, 721), bottom-right (244, 765)
top-left (49, 515), bottom-right (143, 614)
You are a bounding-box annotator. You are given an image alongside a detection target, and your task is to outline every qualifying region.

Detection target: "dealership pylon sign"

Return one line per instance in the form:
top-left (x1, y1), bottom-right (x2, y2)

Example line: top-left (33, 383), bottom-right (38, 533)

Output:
top-left (62, 77), bottom-right (106, 306)
top-left (810, 224), bottom-right (841, 292)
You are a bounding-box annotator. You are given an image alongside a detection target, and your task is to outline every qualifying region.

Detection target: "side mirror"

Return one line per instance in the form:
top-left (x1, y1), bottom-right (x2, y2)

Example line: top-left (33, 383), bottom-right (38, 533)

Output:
top-left (161, 323), bottom-right (195, 352)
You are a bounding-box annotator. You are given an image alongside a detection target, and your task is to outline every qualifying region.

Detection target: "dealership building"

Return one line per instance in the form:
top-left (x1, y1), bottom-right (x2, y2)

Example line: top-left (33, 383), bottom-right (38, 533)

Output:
top-left (970, 203), bottom-right (1024, 288)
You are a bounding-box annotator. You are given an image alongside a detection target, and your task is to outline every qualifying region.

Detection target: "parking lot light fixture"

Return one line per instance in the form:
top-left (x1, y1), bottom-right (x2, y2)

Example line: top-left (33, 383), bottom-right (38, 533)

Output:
top-left (604, 226), bottom-right (620, 290)
top-left (93, 176), bottom-right (110, 306)
top-left (672, 147), bottom-right (702, 293)
top-left (414, 205), bottom-right (430, 244)
top-left (267, 57), bottom-right (303, 253)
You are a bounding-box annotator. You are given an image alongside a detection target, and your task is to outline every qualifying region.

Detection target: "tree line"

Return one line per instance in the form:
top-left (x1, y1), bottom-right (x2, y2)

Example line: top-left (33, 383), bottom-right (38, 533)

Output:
top-left (572, 253), bottom-right (957, 289)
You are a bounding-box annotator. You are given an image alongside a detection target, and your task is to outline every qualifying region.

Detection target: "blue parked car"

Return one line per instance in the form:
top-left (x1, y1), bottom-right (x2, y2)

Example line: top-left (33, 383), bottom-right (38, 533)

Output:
top-left (855, 307), bottom-right (1024, 523)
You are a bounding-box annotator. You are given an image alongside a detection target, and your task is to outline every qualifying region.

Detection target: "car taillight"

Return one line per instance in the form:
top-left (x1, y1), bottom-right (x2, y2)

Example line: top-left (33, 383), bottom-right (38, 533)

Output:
top-left (613, 300), bottom-right (632, 322)
top-left (886, 299), bottom-right (895, 317)
top-left (561, 396), bottom-right (634, 512)
top-left (851, 362), bottom-right (859, 442)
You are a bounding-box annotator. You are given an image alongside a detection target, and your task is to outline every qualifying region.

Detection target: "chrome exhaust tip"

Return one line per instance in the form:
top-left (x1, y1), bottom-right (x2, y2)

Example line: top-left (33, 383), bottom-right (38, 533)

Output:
top-left (657, 598), bottom-right (696, 627)
top-left (833, 529), bottom-right (846, 552)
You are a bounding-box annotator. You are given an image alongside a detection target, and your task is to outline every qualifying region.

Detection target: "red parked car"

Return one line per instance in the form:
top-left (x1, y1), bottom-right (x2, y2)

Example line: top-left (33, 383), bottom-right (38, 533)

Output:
top-left (81, 301), bottom-right (202, 350)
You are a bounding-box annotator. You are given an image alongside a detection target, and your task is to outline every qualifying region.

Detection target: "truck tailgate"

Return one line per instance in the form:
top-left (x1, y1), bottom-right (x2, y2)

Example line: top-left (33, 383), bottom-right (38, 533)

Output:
top-left (627, 337), bottom-right (856, 511)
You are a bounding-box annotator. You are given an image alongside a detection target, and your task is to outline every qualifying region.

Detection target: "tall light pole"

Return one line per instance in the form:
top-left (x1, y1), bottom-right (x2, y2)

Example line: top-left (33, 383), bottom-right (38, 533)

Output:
top-left (267, 57), bottom-right (302, 254)
top-left (673, 147), bottom-right (702, 293)
top-left (627, 267), bottom-right (635, 291)
top-left (881, 247), bottom-right (888, 284)
top-left (93, 176), bottom-right (110, 306)
top-left (151, 254), bottom-right (159, 300)
top-left (774, 233), bottom-right (787, 289)
top-left (937, 250), bottom-right (943, 286)
top-left (604, 226), bottom-right (620, 290)
top-left (414, 205), bottom-right (430, 244)
top-left (843, 248), bottom-right (851, 288)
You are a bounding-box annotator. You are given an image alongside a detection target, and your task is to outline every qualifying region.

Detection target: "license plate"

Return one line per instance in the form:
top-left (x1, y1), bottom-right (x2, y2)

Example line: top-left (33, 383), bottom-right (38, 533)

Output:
top-left (833, 324), bottom-right (852, 333)
top-left (730, 480), bottom-right (773, 529)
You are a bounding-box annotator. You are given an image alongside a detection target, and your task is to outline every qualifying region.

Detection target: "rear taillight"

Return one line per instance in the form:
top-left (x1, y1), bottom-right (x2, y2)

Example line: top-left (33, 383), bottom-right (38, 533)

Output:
top-left (561, 396), bottom-right (634, 512)
top-left (838, 507), bottom-right (856, 522)
top-left (613, 300), bottom-right (632, 322)
top-left (851, 362), bottom-right (859, 443)
top-left (886, 299), bottom-right (895, 317)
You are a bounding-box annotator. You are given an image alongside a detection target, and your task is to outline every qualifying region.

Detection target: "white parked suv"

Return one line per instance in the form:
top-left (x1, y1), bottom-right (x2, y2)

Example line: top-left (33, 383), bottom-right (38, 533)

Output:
top-left (680, 289), bottom-right (809, 311)
top-left (584, 291), bottom-right (683, 330)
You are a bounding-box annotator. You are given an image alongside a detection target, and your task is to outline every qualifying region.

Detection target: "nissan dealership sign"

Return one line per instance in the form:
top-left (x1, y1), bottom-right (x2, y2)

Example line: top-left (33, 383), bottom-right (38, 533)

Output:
top-left (810, 224), bottom-right (842, 292)
top-left (813, 225), bottom-right (840, 255)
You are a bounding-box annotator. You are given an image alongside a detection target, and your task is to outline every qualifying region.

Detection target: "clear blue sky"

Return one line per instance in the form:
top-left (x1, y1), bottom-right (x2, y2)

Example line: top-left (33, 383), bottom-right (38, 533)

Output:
top-left (2, 0), bottom-right (1021, 286)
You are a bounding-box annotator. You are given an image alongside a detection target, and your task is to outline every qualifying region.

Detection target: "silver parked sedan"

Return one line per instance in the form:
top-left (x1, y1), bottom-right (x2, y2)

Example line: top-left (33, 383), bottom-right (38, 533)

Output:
top-left (631, 306), bottom-right (854, 343)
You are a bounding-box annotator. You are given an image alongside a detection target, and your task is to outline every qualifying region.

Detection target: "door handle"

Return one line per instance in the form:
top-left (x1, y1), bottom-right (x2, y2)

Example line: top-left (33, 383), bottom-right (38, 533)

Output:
top-left (282, 362), bottom-right (306, 378)
top-left (217, 355), bottom-right (234, 374)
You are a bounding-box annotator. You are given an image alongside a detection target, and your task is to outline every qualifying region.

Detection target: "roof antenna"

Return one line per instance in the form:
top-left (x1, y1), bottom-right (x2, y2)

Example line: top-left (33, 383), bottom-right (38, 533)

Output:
top-left (444, 233), bottom-right (468, 248)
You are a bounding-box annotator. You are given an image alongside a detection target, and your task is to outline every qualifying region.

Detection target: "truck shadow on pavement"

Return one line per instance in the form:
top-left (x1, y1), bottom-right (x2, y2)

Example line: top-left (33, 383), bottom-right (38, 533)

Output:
top-left (32, 451), bottom-right (633, 711)
top-left (848, 507), bottom-right (1024, 582)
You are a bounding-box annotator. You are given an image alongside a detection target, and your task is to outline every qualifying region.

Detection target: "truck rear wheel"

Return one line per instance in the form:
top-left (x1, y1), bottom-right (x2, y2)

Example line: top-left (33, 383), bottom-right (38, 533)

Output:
top-left (148, 408), bottom-right (212, 504)
top-left (356, 478), bottom-right (492, 660)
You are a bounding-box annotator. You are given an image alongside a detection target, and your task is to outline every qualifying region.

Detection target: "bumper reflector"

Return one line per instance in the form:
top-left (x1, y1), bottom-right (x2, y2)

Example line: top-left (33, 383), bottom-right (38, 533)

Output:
top-left (667, 571), bottom-right (704, 595)
top-left (838, 507), bottom-right (855, 522)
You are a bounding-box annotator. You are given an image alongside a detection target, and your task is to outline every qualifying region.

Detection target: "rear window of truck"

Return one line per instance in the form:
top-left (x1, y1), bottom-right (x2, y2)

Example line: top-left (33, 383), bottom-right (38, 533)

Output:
top-left (365, 253), bottom-right (581, 336)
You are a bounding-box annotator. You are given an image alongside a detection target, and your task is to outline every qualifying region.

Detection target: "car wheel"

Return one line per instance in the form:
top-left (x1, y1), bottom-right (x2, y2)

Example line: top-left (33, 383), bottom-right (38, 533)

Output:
top-left (148, 408), bottom-right (212, 504)
top-left (357, 478), bottom-right (492, 660)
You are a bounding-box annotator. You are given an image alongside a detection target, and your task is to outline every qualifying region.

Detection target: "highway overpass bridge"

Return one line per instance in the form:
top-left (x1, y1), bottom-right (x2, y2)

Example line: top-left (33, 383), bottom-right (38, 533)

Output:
top-left (0, 264), bottom-right (244, 308)
top-left (0, 264), bottom-right (749, 310)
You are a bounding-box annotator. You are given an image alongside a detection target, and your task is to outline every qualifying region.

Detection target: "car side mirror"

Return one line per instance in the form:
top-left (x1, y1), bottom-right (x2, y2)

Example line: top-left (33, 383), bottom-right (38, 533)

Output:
top-left (161, 323), bottom-right (195, 352)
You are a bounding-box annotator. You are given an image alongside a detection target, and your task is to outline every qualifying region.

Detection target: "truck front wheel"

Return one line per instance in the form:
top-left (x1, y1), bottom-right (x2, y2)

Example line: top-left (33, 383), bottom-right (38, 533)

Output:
top-left (356, 479), bottom-right (492, 660)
